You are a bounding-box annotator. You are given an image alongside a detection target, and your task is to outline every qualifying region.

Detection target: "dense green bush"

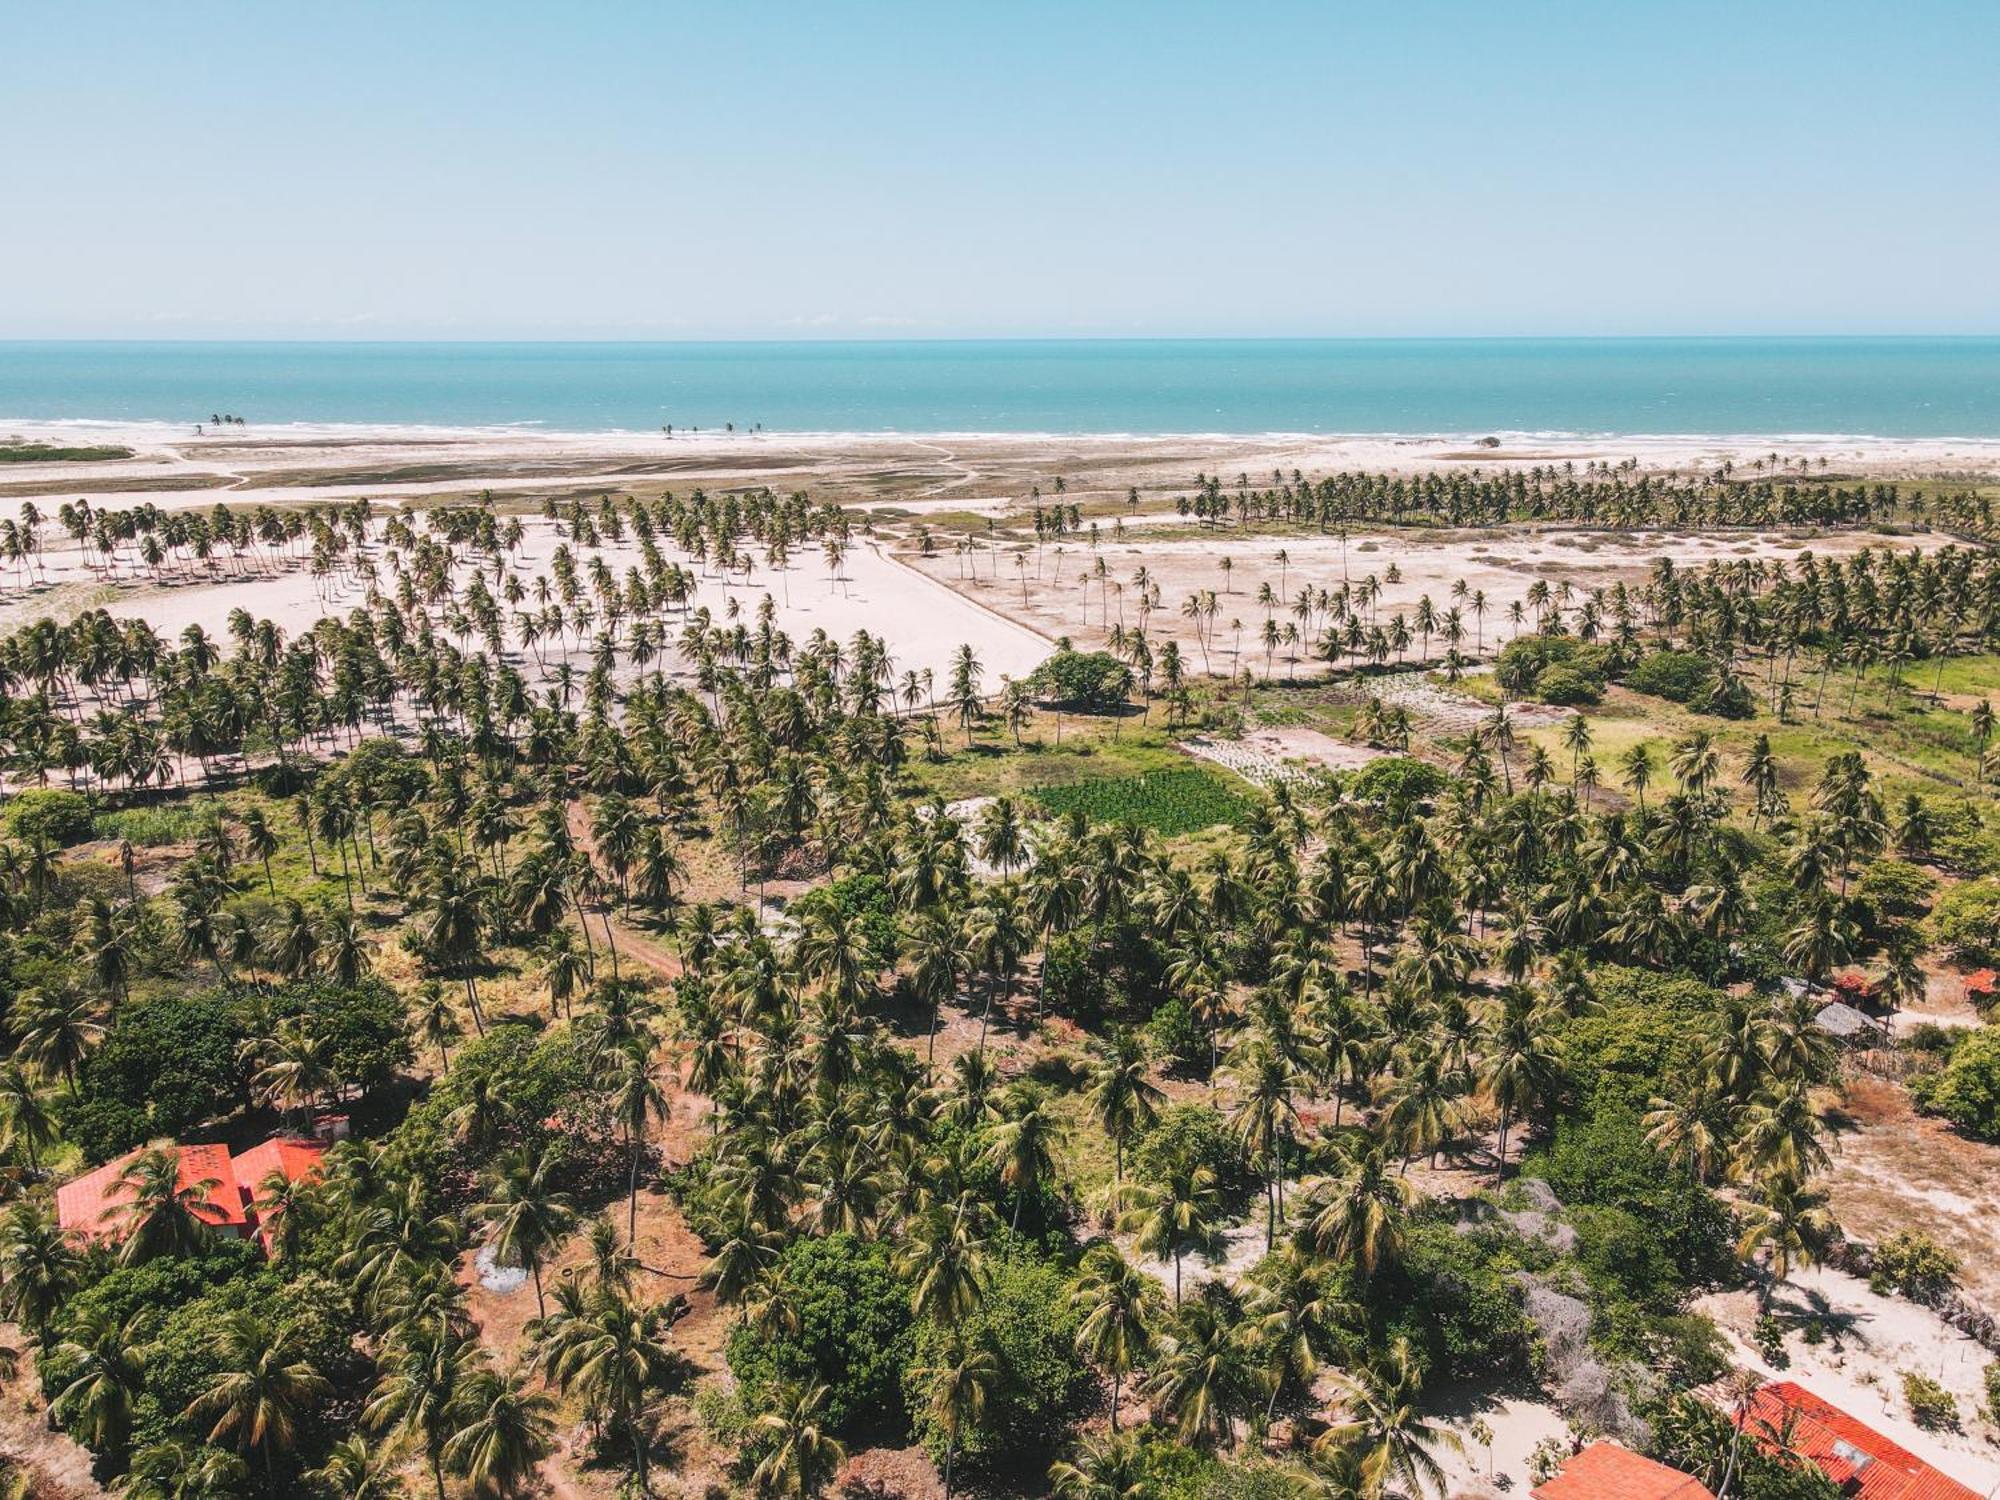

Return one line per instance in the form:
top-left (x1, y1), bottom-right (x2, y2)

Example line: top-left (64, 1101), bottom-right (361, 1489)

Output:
top-left (1376, 1217), bottom-right (1530, 1381)
top-left (1867, 1229), bottom-right (1960, 1303)
top-left (268, 978), bottom-right (414, 1099)
top-left (788, 873), bottom-right (899, 972)
top-left (908, 1253), bottom-right (1087, 1467)
top-left (3, 788), bottom-right (96, 845)
top-left (1626, 649), bottom-right (1715, 705)
top-left (1031, 646), bottom-right (1135, 712)
top-left (1855, 859), bottom-right (1939, 933)
top-left (60, 993), bottom-right (245, 1160)
top-left (1131, 1103), bottom-right (1249, 1198)
top-left (1145, 994), bottom-right (1206, 1071)
top-left (1924, 879), bottom-right (2000, 967)
top-left (1349, 756), bottom-right (1447, 811)
top-left (1533, 665), bottom-right (1601, 706)
top-left (1041, 930), bottom-right (1110, 1023)
top-left (1902, 1370), bottom-right (1960, 1431)
top-left (1910, 1026), bottom-right (2000, 1140)
top-left (726, 1233), bottom-right (914, 1440)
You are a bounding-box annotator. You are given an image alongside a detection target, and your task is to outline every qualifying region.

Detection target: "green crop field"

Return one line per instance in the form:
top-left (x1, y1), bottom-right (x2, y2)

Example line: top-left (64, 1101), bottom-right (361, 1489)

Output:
top-left (1029, 765), bottom-right (1258, 837)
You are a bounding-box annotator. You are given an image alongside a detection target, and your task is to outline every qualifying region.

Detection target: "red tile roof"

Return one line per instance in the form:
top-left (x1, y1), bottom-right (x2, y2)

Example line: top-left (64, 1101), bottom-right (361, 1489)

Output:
top-left (55, 1135), bottom-right (327, 1246)
top-left (57, 1143), bottom-right (248, 1241)
top-left (1531, 1442), bottom-right (1714, 1500)
top-left (230, 1136), bottom-right (328, 1204)
top-left (1735, 1382), bottom-right (1981, 1500)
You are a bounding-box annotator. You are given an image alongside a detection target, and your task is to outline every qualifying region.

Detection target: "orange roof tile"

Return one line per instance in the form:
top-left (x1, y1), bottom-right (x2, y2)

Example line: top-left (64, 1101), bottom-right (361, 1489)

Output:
top-left (56, 1143), bottom-right (248, 1242)
top-left (229, 1136), bottom-right (328, 1203)
top-left (1736, 1382), bottom-right (1981, 1500)
top-left (1531, 1443), bottom-right (1715, 1500)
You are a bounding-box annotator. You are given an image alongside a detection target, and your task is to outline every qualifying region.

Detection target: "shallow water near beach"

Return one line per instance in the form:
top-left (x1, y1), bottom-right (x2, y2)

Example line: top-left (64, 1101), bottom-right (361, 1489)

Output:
top-left (3, 336), bottom-right (1998, 437)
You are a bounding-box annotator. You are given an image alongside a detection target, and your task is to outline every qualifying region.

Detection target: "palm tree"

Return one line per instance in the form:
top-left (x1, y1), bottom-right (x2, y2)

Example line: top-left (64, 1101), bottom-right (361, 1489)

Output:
top-left (11, 986), bottom-right (105, 1089)
top-left (242, 805), bottom-right (281, 895)
top-left (0, 1062), bottom-right (56, 1171)
top-left (50, 1306), bottom-right (148, 1454)
top-left (1142, 1293), bottom-right (1259, 1449)
top-left (477, 1143), bottom-right (577, 1320)
top-left (1069, 1241), bottom-right (1161, 1432)
top-left (1735, 1174), bottom-right (1835, 1310)
top-left (439, 1367), bottom-right (556, 1499)
top-left (1085, 1030), bottom-right (1165, 1187)
top-left (1048, 1431), bottom-right (1148, 1499)
top-left (532, 1280), bottom-right (679, 1491)
top-left (985, 1083), bottom-right (1067, 1232)
top-left (1478, 991), bottom-right (1563, 1185)
top-left (1117, 1165), bottom-right (1219, 1305)
top-left (608, 1035), bottom-right (671, 1244)
top-left (913, 1331), bottom-right (1001, 1499)
top-left (116, 1145), bottom-right (218, 1264)
top-left (188, 1308), bottom-right (333, 1496)
top-left (305, 1435), bottom-right (410, 1499)
top-left (0, 1199), bottom-right (80, 1335)
top-left (1299, 1139), bottom-right (1412, 1281)
top-left (366, 1318), bottom-right (485, 1500)
top-left (1318, 1338), bottom-right (1460, 1500)
top-left (749, 1380), bottom-right (847, 1498)
top-left (1225, 1036), bottom-right (1300, 1248)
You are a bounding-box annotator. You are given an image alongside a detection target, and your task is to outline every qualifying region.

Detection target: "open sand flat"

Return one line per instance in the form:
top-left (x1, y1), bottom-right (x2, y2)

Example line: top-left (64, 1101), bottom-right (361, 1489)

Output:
top-left (0, 512), bottom-right (1051, 694)
top-left (903, 524), bottom-right (1948, 678)
top-left (5, 420), bottom-right (1999, 514)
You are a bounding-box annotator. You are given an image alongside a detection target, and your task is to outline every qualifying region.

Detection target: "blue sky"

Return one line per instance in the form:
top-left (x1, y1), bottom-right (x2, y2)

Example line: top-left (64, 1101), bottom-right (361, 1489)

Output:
top-left (5, 1), bottom-right (1996, 339)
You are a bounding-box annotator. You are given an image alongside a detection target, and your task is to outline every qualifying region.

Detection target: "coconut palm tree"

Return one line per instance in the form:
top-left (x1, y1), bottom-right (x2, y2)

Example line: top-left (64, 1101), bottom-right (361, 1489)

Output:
top-left (1069, 1241), bottom-right (1161, 1432)
top-left (50, 1306), bottom-right (148, 1454)
top-left (749, 1380), bottom-right (847, 1498)
top-left (1117, 1165), bottom-right (1219, 1306)
top-left (477, 1143), bottom-right (577, 1320)
top-left (1298, 1138), bottom-right (1412, 1281)
top-left (439, 1367), bottom-right (556, 1499)
top-left (115, 1145), bottom-right (218, 1264)
top-left (187, 1308), bottom-right (333, 1496)
top-left (913, 1331), bottom-right (1000, 1499)
top-left (305, 1435), bottom-right (409, 1499)
top-left (1317, 1337), bottom-right (1459, 1500)
top-left (1142, 1292), bottom-right (1260, 1450)
top-left (1735, 1174), bottom-right (1836, 1310)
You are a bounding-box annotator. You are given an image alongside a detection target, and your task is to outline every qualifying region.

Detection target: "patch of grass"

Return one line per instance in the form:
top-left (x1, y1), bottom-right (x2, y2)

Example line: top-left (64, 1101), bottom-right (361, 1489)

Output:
top-left (1029, 767), bottom-right (1258, 838)
top-left (93, 803), bottom-right (206, 847)
top-left (0, 441), bottom-right (133, 462)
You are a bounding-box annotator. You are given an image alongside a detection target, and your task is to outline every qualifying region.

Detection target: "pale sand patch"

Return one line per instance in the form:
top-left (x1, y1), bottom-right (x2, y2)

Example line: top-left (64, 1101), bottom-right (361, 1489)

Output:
top-left (5, 420), bottom-right (1998, 514)
top-left (906, 525), bottom-right (1944, 682)
top-left (1694, 1267), bottom-right (2000, 1492)
top-left (0, 518), bottom-right (1050, 693)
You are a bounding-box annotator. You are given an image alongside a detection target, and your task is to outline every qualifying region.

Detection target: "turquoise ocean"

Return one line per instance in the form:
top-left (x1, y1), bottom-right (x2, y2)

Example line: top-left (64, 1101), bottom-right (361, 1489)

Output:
top-left (1, 338), bottom-right (1997, 438)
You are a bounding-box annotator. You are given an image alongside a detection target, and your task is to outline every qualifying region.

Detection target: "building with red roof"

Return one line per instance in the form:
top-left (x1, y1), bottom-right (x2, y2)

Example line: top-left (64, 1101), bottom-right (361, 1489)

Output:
top-left (1531, 1442), bottom-right (1715, 1500)
top-left (1731, 1381), bottom-right (1982, 1500)
top-left (56, 1135), bottom-right (327, 1251)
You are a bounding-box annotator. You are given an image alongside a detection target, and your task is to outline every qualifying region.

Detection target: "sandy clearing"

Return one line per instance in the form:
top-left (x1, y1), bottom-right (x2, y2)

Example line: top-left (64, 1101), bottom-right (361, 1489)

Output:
top-left (908, 525), bottom-right (1943, 682)
top-left (1695, 1267), bottom-right (2000, 1492)
top-left (0, 515), bottom-right (1052, 692)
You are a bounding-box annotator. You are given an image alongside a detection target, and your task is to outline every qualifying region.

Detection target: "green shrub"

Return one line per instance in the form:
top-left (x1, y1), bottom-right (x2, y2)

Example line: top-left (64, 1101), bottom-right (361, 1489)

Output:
top-left (1534, 666), bottom-right (1601, 706)
top-left (3, 788), bottom-right (95, 846)
top-left (1901, 1370), bottom-right (1959, 1431)
top-left (785, 872), bottom-right (898, 972)
top-left (1626, 649), bottom-right (1715, 705)
top-left (908, 1253), bottom-right (1088, 1468)
top-left (1985, 1361), bottom-right (2000, 1425)
top-left (1910, 1026), bottom-right (2000, 1141)
top-left (1855, 860), bottom-right (1939, 932)
top-left (1378, 1217), bottom-right (1530, 1381)
top-left (92, 804), bottom-right (205, 847)
top-left (1145, 995), bottom-right (1206, 1072)
top-left (1925, 879), bottom-right (2000, 967)
top-left (1349, 756), bottom-right (1448, 811)
top-left (1041, 930), bottom-right (1110, 1023)
top-left (1031, 646), bottom-right (1134, 712)
top-left (725, 1233), bottom-right (913, 1440)
top-left (1132, 1103), bottom-right (1248, 1197)
top-left (60, 993), bottom-right (246, 1160)
top-left (1867, 1230), bottom-right (1960, 1303)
